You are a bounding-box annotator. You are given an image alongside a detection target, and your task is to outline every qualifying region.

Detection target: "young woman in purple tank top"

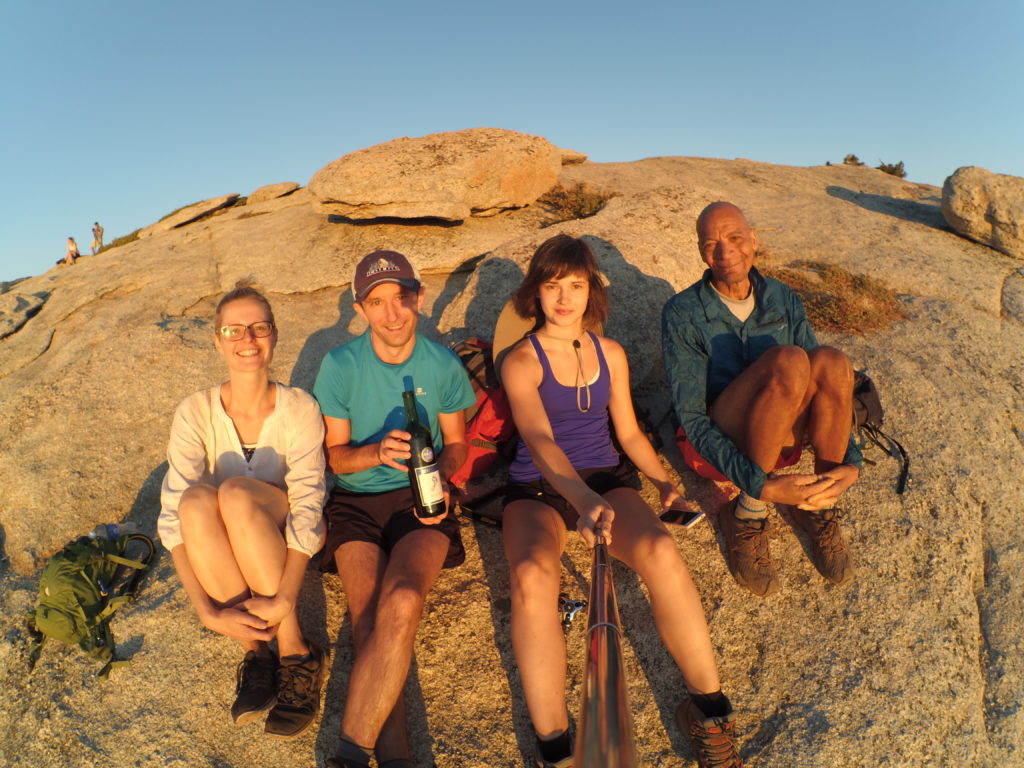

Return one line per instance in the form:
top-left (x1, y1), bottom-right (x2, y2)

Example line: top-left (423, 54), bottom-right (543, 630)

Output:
top-left (501, 235), bottom-right (744, 768)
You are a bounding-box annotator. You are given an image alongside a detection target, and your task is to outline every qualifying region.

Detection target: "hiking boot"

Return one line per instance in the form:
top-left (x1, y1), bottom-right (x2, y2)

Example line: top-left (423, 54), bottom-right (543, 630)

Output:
top-left (719, 501), bottom-right (779, 597)
top-left (230, 651), bottom-right (277, 726)
top-left (790, 507), bottom-right (854, 585)
top-left (264, 644), bottom-right (326, 740)
top-left (676, 699), bottom-right (743, 768)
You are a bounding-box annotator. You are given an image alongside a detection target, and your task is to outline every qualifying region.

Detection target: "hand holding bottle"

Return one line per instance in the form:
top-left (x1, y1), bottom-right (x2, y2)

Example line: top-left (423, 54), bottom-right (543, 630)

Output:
top-left (376, 429), bottom-right (412, 470)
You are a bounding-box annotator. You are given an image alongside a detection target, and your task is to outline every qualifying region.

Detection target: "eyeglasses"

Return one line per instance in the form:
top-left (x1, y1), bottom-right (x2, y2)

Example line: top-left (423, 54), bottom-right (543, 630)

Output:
top-left (217, 321), bottom-right (275, 340)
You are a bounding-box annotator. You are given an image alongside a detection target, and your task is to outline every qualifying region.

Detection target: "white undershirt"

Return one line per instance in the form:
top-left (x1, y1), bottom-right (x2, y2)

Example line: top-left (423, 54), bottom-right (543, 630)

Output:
top-left (711, 284), bottom-right (755, 322)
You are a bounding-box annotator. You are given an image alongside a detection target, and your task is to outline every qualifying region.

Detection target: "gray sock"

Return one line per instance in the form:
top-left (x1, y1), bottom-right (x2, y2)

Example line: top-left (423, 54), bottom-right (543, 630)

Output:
top-left (734, 492), bottom-right (768, 521)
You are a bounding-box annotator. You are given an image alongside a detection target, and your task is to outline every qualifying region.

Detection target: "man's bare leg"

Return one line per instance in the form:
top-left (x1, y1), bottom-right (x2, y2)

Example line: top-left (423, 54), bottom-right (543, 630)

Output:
top-left (338, 528), bottom-right (448, 753)
top-left (335, 541), bottom-right (411, 764)
top-left (711, 344), bottom-right (810, 473)
top-left (804, 346), bottom-right (854, 472)
top-left (712, 344), bottom-right (856, 508)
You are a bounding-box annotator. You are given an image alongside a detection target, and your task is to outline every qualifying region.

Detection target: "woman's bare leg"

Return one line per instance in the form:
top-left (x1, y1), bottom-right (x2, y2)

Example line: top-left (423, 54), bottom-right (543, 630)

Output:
top-left (503, 499), bottom-right (571, 739)
top-left (604, 488), bottom-right (721, 694)
top-left (178, 483), bottom-right (262, 651)
top-left (217, 477), bottom-right (307, 657)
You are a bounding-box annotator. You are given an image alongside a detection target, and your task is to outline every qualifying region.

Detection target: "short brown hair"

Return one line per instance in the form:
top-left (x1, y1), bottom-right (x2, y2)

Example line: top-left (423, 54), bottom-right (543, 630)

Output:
top-left (512, 235), bottom-right (608, 328)
top-left (214, 280), bottom-right (275, 329)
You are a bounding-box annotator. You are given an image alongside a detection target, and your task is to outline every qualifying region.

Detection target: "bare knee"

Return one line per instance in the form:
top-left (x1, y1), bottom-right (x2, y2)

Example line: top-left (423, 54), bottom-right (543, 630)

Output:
top-left (217, 477), bottom-right (263, 520)
top-left (178, 484), bottom-right (219, 527)
top-left (376, 581), bottom-right (428, 631)
top-left (762, 345), bottom-right (811, 398)
top-left (629, 530), bottom-right (688, 581)
top-left (809, 346), bottom-right (853, 395)
top-left (508, 552), bottom-right (561, 609)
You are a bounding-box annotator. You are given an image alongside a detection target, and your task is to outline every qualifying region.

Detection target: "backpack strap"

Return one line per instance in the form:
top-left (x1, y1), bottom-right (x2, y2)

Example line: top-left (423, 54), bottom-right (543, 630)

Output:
top-left (26, 614), bottom-right (46, 672)
top-left (862, 423), bottom-right (910, 494)
top-left (94, 535), bottom-right (157, 676)
top-left (113, 534), bottom-right (157, 601)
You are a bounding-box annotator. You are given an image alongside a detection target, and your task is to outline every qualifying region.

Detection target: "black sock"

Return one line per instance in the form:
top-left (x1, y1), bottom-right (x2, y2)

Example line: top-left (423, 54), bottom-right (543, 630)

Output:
top-left (690, 690), bottom-right (730, 718)
top-left (337, 739), bottom-right (372, 767)
top-left (537, 730), bottom-right (573, 762)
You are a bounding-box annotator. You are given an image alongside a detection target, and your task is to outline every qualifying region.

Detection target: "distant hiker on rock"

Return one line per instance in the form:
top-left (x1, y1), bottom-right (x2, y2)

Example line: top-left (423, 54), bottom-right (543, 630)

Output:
top-left (91, 221), bottom-right (104, 254)
top-left (314, 250), bottom-right (475, 768)
top-left (65, 236), bottom-right (80, 265)
top-left (502, 234), bottom-right (745, 768)
top-left (158, 282), bottom-right (329, 739)
top-left (661, 201), bottom-right (863, 597)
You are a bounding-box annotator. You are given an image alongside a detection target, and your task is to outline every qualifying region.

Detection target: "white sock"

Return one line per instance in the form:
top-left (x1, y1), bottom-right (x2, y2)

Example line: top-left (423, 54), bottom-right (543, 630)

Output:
top-left (735, 492), bottom-right (768, 520)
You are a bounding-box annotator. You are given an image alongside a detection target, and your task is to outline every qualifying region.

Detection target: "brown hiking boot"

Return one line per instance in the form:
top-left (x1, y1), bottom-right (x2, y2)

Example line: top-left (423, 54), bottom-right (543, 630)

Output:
top-left (264, 644), bottom-right (327, 739)
top-left (719, 500), bottom-right (779, 596)
top-left (790, 507), bottom-right (854, 585)
top-left (676, 699), bottom-right (743, 768)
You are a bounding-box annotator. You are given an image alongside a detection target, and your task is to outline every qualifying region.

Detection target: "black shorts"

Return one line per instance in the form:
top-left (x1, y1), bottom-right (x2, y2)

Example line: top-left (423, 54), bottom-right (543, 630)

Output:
top-left (503, 459), bottom-right (638, 530)
top-left (320, 484), bottom-right (465, 572)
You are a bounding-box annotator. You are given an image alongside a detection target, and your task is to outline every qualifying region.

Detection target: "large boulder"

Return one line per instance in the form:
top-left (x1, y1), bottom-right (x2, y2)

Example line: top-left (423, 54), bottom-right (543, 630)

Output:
top-left (941, 166), bottom-right (1024, 259)
top-left (248, 181), bottom-right (299, 204)
top-left (138, 194), bottom-right (240, 238)
top-left (308, 128), bottom-right (563, 221)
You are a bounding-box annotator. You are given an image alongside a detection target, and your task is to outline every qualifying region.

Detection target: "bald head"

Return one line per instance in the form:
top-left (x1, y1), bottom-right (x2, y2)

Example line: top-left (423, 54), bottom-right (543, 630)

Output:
top-left (695, 201), bottom-right (758, 297)
top-left (696, 202), bottom-right (750, 238)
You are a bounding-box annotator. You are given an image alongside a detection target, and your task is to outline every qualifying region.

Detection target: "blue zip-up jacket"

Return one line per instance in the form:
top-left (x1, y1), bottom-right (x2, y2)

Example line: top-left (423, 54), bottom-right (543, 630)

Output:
top-left (661, 267), bottom-right (862, 498)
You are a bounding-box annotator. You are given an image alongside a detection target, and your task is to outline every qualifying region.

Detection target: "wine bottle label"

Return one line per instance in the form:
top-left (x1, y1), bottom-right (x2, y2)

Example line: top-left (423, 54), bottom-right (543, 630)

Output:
top-left (419, 446), bottom-right (434, 463)
top-left (413, 464), bottom-right (444, 506)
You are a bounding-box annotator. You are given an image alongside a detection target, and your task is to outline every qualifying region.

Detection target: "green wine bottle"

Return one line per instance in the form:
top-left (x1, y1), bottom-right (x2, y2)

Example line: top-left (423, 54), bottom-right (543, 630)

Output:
top-left (402, 390), bottom-right (446, 517)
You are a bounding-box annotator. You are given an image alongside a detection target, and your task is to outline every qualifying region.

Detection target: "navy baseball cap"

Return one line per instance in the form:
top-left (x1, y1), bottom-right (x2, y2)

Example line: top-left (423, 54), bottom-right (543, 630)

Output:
top-left (352, 250), bottom-right (422, 301)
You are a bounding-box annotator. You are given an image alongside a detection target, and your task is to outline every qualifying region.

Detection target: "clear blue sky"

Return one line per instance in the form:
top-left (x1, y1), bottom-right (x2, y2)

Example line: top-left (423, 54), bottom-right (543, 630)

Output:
top-left (2, 0), bottom-right (1021, 283)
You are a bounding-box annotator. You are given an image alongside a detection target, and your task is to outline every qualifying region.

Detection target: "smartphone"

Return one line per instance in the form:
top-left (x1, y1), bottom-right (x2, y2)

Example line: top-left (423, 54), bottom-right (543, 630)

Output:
top-left (660, 503), bottom-right (705, 528)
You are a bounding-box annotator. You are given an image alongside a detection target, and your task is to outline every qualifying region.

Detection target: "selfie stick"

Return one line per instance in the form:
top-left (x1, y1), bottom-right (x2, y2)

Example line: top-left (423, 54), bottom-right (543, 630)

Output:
top-left (574, 536), bottom-right (638, 768)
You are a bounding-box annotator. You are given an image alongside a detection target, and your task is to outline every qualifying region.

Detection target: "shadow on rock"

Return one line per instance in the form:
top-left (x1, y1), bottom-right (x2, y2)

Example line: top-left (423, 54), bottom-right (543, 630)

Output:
top-left (826, 186), bottom-right (948, 229)
top-left (290, 292), bottom-right (361, 391)
top-left (585, 235), bottom-right (677, 390)
top-left (128, 462), bottom-right (169, 538)
top-left (327, 214), bottom-right (462, 228)
top-left (426, 253), bottom-right (489, 342)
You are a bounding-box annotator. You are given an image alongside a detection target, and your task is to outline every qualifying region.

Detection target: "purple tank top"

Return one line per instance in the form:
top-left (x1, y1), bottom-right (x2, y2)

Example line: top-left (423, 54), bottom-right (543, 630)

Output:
top-left (508, 331), bottom-right (621, 483)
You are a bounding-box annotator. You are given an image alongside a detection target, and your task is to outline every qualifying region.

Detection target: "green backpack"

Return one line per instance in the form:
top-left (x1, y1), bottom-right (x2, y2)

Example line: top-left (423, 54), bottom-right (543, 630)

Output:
top-left (27, 531), bottom-right (156, 679)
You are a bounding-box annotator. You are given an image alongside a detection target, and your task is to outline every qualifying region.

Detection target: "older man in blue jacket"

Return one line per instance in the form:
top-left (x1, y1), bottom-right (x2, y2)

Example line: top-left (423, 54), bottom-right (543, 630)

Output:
top-left (661, 201), bottom-right (862, 596)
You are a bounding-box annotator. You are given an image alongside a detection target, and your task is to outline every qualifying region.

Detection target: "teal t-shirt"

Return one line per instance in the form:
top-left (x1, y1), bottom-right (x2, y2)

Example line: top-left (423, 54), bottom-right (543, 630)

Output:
top-left (313, 332), bottom-right (476, 493)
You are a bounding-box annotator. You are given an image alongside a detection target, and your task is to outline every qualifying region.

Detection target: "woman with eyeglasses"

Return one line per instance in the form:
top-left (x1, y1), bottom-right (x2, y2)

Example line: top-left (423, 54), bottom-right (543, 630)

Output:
top-left (158, 282), bottom-right (328, 740)
top-left (501, 235), bottom-right (744, 768)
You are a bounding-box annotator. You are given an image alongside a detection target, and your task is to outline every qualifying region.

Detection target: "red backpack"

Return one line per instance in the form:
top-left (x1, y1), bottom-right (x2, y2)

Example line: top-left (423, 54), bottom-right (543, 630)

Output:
top-left (448, 337), bottom-right (516, 489)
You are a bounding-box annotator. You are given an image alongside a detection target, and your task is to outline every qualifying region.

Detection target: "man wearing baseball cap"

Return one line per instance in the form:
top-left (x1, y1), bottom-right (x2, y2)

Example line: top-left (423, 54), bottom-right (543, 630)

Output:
top-left (313, 250), bottom-right (475, 768)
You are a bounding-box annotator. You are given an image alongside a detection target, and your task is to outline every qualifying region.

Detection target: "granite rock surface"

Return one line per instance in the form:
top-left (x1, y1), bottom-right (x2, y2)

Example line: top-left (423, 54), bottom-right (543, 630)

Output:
top-left (0, 140), bottom-right (1021, 768)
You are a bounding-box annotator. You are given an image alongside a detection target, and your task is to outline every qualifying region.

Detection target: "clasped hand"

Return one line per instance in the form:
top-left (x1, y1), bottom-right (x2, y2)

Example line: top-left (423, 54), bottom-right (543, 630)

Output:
top-left (763, 464), bottom-right (859, 510)
top-left (202, 604), bottom-right (275, 642)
